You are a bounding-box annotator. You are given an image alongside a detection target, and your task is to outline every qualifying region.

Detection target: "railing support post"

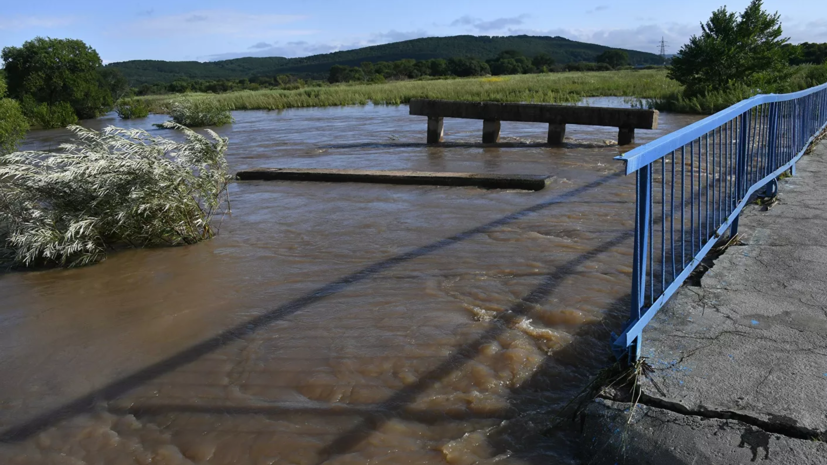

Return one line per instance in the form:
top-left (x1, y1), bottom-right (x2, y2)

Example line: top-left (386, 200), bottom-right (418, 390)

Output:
top-left (628, 164), bottom-right (651, 362)
top-left (427, 116), bottom-right (444, 144)
top-left (482, 120), bottom-right (501, 143)
top-left (768, 102), bottom-right (779, 173)
top-left (763, 103), bottom-right (780, 197)
top-left (731, 113), bottom-right (749, 238)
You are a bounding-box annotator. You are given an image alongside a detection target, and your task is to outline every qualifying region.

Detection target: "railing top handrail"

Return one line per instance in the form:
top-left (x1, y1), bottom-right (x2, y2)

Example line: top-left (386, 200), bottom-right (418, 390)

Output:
top-left (616, 82), bottom-right (827, 175)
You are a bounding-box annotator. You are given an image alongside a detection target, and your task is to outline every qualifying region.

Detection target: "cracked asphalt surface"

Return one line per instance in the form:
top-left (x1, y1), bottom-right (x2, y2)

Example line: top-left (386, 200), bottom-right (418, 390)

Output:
top-left (580, 138), bottom-right (827, 464)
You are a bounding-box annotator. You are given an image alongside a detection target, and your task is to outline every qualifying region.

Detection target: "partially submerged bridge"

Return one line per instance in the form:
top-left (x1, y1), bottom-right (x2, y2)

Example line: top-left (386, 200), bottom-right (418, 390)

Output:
top-left (409, 99), bottom-right (659, 145)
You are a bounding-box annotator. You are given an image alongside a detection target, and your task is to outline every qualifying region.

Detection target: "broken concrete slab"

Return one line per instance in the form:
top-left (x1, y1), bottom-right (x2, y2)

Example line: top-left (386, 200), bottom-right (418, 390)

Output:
top-left (580, 399), bottom-right (827, 465)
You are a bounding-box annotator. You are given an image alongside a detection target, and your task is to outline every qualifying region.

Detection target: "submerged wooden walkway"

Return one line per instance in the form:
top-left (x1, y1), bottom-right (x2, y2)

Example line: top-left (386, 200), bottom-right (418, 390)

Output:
top-left (236, 168), bottom-right (551, 191)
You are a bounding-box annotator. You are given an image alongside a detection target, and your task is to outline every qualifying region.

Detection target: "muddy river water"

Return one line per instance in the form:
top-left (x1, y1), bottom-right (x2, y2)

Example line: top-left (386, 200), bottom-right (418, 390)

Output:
top-left (0, 101), bottom-right (700, 464)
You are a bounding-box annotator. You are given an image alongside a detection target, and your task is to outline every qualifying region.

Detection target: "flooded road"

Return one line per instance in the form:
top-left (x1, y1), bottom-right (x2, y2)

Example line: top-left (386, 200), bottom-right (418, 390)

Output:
top-left (0, 101), bottom-right (701, 464)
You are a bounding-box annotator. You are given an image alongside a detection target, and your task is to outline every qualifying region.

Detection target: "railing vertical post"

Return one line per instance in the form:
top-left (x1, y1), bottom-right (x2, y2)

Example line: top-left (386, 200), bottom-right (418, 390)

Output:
top-left (731, 113), bottom-right (749, 237)
top-left (791, 99), bottom-right (800, 176)
top-left (765, 102), bottom-right (779, 196)
top-left (629, 164), bottom-right (651, 362)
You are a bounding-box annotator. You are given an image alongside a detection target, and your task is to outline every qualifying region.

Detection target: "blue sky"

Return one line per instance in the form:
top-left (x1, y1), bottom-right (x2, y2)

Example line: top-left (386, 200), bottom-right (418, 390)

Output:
top-left (1, 0), bottom-right (825, 63)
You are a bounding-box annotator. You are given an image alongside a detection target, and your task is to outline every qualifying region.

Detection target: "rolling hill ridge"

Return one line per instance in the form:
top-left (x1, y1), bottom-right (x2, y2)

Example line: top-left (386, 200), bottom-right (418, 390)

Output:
top-left (109, 35), bottom-right (663, 86)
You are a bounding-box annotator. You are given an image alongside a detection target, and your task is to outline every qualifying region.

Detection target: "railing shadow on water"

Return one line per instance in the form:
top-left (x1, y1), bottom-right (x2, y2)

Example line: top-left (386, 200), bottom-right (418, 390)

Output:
top-left (612, 82), bottom-right (827, 362)
top-left (0, 169), bottom-right (629, 444)
top-left (101, 245), bottom-right (632, 465)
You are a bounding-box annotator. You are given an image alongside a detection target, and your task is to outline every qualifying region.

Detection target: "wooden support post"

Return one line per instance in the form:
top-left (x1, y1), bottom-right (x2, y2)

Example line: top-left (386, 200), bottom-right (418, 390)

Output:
top-left (548, 123), bottom-right (566, 145)
top-left (618, 127), bottom-right (635, 146)
top-left (427, 116), bottom-right (444, 144)
top-left (482, 120), bottom-right (501, 143)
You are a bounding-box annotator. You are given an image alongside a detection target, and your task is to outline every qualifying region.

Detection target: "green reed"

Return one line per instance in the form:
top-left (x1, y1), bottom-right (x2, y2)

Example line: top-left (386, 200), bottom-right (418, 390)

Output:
top-left (139, 70), bottom-right (682, 113)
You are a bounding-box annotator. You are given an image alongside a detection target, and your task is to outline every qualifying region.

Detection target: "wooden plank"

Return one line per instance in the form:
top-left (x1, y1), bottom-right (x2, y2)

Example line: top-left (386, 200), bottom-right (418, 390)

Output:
top-left (236, 168), bottom-right (551, 191)
top-left (409, 99), bottom-right (658, 129)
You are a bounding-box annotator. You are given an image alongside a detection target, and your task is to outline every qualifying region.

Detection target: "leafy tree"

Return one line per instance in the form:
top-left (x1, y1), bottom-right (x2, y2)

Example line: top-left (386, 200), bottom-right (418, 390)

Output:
top-left (276, 74), bottom-right (291, 86)
top-left (97, 67), bottom-right (130, 102)
top-left (596, 50), bottom-right (630, 68)
top-left (360, 61), bottom-right (375, 78)
top-left (20, 98), bottom-right (78, 128)
top-left (392, 59), bottom-right (416, 78)
top-left (2, 37), bottom-right (113, 123)
top-left (0, 76), bottom-right (29, 155)
top-left (413, 60), bottom-right (431, 78)
top-left (788, 42), bottom-right (827, 65)
top-left (490, 58), bottom-right (521, 75)
top-left (532, 52), bottom-right (555, 70)
top-left (447, 57), bottom-right (490, 77)
top-left (328, 65), bottom-right (350, 83)
top-left (428, 59), bottom-right (449, 76)
top-left (487, 50), bottom-right (534, 75)
top-left (669, 0), bottom-right (789, 96)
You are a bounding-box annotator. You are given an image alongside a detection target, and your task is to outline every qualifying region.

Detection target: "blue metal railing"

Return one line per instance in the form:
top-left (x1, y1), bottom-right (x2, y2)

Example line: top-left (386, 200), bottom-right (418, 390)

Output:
top-left (612, 82), bottom-right (827, 361)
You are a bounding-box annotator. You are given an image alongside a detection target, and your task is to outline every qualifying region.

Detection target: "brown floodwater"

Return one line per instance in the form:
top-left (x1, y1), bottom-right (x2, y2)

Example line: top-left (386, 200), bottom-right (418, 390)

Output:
top-left (0, 100), bottom-right (701, 464)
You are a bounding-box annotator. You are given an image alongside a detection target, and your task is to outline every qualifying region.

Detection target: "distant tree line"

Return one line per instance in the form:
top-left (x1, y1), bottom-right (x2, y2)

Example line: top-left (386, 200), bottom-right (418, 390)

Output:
top-left (134, 74), bottom-right (325, 96)
top-left (327, 49), bottom-right (633, 84)
top-left (787, 42), bottom-right (827, 66)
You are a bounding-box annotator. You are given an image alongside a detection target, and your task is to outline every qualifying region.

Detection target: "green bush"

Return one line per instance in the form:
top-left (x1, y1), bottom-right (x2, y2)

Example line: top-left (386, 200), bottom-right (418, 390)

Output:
top-left (0, 124), bottom-right (231, 267)
top-left (669, 0), bottom-right (789, 97)
top-left (2, 37), bottom-right (113, 120)
top-left (166, 99), bottom-right (233, 127)
top-left (115, 98), bottom-right (150, 119)
top-left (21, 98), bottom-right (78, 129)
top-left (0, 98), bottom-right (28, 154)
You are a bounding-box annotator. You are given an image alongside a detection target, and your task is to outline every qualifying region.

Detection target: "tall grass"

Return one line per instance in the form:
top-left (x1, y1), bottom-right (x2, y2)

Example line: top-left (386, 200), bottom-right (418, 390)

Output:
top-left (650, 64), bottom-right (827, 114)
top-left (138, 70), bottom-right (682, 113)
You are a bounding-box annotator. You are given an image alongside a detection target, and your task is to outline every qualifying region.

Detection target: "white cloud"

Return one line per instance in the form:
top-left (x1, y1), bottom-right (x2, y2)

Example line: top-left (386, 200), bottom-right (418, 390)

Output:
top-left (587, 5), bottom-right (611, 14)
top-left (121, 9), bottom-right (313, 39)
top-left (367, 29), bottom-right (431, 44)
top-left (783, 19), bottom-right (827, 43)
top-left (204, 29), bottom-right (433, 61)
top-left (450, 15), bottom-right (530, 33)
top-left (0, 16), bottom-right (77, 30)
top-left (509, 23), bottom-right (700, 54)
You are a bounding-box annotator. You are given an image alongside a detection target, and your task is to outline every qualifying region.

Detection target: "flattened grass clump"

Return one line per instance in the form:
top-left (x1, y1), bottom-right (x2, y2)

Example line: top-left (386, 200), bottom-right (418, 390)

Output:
top-left (167, 99), bottom-right (234, 127)
top-left (0, 124), bottom-right (231, 267)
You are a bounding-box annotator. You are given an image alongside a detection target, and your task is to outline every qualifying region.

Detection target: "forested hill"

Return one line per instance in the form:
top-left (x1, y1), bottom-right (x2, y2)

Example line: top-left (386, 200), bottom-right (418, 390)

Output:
top-left (109, 35), bottom-right (664, 85)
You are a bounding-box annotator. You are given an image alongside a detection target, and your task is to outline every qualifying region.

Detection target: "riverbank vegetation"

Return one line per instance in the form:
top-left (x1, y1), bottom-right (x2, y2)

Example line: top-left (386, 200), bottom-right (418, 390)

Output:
top-left (136, 69), bottom-right (682, 112)
top-left (0, 76), bottom-right (28, 155)
top-left (2, 37), bottom-right (129, 129)
top-left (114, 98), bottom-right (150, 119)
top-left (0, 124), bottom-right (231, 268)
top-left (651, 0), bottom-right (827, 113)
top-left (166, 99), bottom-right (234, 127)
